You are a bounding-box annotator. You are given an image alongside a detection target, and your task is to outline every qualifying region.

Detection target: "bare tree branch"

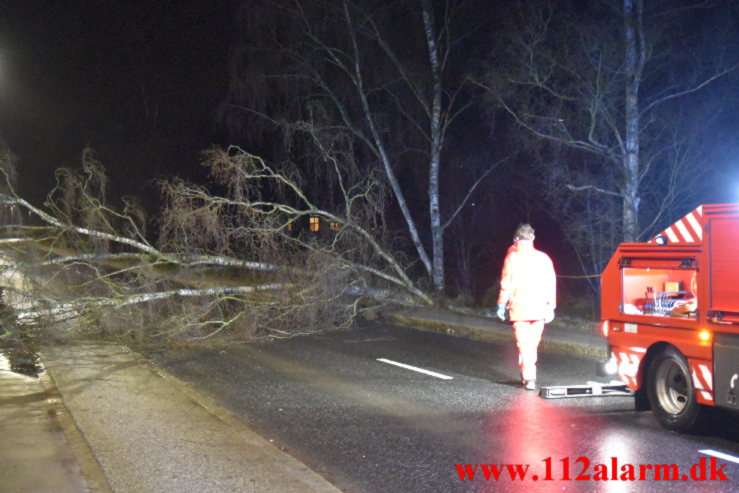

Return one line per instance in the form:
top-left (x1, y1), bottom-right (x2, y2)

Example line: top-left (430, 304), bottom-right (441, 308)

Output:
top-left (640, 64), bottom-right (738, 116)
top-left (442, 157), bottom-right (507, 231)
top-left (566, 184), bottom-right (622, 198)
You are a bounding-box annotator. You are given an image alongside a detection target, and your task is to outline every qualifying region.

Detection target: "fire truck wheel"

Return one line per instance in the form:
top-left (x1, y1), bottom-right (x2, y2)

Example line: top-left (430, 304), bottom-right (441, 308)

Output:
top-left (647, 347), bottom-right (701, 432)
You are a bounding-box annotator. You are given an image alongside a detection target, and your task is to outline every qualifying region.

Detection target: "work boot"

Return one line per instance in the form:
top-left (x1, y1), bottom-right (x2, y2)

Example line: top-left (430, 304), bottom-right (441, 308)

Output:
top-left (524, 379), bottom-right (536, 391)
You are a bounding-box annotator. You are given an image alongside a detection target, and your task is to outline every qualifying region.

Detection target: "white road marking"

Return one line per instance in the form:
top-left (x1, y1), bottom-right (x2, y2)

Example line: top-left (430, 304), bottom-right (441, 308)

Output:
top-left (342, 337), bottom-right (397, 343)
top-left (376, 358), bottom-right (453, 380)
top-left (699, 449), bottom-right (739, 465)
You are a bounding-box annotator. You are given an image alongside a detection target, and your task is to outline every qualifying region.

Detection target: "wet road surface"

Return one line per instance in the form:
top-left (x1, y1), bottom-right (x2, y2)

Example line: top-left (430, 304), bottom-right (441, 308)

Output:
top-left (153, 321), bottom-right (739, 493)
top-left (0, 352), bottom-right (90, 493)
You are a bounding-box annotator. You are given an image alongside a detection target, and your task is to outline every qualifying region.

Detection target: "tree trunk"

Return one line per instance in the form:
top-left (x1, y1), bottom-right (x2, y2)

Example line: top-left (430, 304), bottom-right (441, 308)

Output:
top-left (421, 0), bottom-right (445, 292)
top-left (622, 0), bottom-right (642, 242)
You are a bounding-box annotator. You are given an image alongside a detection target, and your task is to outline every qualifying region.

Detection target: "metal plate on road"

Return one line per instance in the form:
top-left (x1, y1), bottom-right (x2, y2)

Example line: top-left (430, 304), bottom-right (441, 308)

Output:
top-left (539, 382), bottom-right (634, 399)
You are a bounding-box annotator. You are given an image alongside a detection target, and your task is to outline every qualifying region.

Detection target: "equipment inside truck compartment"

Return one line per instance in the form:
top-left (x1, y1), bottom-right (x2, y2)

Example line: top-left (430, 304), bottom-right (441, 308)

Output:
top-left (620, 260), bottom-right (697, 318)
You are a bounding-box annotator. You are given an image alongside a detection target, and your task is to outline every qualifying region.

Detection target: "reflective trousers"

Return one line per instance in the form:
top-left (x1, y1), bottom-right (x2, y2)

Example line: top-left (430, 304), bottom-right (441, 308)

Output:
top-left (513, 321), bottom-right (545, 381)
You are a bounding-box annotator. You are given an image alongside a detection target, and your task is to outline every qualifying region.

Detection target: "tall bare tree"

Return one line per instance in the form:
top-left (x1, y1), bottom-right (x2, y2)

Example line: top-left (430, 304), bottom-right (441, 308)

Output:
top-left (223, 0), bottom-right (496, 294)
top-left (479, 0), bottom-right (737, 246)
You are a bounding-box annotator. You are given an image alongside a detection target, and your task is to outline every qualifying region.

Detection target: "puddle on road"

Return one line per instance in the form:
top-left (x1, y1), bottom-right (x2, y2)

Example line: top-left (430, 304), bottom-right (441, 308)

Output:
top-left (0, 344), bottom-right (43, 378)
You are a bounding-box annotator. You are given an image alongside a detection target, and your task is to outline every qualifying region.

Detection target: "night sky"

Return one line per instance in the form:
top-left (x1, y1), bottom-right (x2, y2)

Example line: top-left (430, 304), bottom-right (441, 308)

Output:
top-left (0, 1), bottom-right (235, 205)
top-left (1, 2), bottom-right (737, 204)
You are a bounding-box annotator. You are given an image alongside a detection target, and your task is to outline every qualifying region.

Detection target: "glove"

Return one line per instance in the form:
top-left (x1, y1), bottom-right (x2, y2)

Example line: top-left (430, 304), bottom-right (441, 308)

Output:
top-left (544, 305), bottom-right (555, 324)
top-left (496, 303), bottom-right (506, 321)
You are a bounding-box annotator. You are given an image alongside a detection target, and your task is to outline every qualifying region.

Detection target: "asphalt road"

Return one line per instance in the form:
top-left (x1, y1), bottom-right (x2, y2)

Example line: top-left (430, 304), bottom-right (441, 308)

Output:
top-left (152, 321), bottom-right (739, 493)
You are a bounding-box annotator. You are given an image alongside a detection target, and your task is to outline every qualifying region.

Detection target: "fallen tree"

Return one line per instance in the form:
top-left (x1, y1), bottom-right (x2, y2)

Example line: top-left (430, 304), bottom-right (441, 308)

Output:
top-left (0, 144), bottom-right (431, 344)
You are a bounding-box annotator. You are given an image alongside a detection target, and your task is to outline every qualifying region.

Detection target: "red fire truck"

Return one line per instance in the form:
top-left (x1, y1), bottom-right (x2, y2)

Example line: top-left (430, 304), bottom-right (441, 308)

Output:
top-left (600, 203), bottom-right (739, 432)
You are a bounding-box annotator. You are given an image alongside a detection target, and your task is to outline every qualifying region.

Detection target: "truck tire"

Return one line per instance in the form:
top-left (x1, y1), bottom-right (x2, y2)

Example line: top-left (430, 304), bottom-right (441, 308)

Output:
top-left (647, 347), bottom-right (701, 432)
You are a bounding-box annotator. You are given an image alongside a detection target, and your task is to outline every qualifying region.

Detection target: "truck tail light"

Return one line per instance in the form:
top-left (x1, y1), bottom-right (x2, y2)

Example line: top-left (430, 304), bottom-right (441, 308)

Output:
top-left (601, 320), bottom-right (609, 337)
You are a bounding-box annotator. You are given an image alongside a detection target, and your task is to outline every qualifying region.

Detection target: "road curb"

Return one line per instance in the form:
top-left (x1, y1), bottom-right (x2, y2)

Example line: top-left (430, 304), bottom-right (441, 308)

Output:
top-left (148, 364), bottom-right (344, 493)
top-left (38, 358), bottom-right (114, 493)
top-left (389, 311), bottom-right (514, 343)
top-left (41, 342), bottom-right (344, 493)
top-left (383, 311), bottom-right (608, 361)
top-left (539, 335), bottom-right (608, 360)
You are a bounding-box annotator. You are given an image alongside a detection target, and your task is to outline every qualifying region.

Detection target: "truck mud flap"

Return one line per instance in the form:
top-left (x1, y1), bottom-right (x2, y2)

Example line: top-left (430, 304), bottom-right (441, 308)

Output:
top-left (714, 333), bottom-right (739, 411)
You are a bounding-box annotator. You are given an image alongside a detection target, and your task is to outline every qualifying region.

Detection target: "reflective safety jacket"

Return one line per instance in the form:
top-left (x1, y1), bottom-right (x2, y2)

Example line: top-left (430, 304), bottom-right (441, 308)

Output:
top-left (497, 240), bottom-right (556, 321)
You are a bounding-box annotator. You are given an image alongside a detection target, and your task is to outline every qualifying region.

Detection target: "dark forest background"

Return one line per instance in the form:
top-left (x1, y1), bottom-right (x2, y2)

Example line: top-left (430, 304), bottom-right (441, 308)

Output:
top-left (0, 0), bottom-right (737, 316)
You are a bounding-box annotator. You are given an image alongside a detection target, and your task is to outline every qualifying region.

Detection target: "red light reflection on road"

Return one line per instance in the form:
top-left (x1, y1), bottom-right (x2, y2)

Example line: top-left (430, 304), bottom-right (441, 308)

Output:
top-left (480, 392), bottom-right (607, 491)
top-left (492, 392), bottom-right (582, 464)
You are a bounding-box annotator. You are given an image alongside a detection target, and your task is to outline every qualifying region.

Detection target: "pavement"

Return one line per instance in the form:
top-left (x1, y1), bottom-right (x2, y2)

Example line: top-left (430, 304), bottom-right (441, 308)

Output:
top-left (0, 304), bottom-right (607, 492)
